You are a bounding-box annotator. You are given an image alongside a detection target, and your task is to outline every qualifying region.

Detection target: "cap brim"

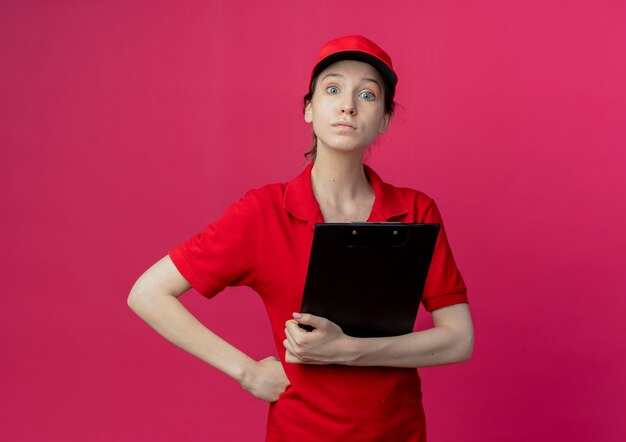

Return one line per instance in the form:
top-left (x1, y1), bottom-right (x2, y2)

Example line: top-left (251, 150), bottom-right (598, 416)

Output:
top-left (311, 51), bottom-right (398, 89)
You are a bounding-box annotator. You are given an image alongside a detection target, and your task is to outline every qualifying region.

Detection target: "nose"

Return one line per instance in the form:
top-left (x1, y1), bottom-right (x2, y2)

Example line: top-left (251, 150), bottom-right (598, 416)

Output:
top-left (340, 96), bottom-right (356, 115)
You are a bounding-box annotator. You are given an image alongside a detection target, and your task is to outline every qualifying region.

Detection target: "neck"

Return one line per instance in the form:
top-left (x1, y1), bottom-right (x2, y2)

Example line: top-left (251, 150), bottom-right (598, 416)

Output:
top-left (310, 149), bottom-right (372, 206)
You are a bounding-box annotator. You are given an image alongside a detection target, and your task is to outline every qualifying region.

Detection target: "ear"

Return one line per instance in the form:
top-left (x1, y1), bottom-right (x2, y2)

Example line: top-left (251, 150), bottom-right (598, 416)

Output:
top-left (304, 101), bottom-right (313, 123)
top-left (378, 112), bottom-right (391, 134)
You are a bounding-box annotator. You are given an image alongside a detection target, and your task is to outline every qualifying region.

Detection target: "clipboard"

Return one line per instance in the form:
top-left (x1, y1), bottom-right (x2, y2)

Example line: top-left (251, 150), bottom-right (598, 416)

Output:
top-left (299, 223), bottom-right (440, 338)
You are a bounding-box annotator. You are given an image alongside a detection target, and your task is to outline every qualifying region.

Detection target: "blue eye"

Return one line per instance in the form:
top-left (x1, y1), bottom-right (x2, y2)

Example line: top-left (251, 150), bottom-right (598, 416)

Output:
top-left (326, 86), bottom-right (340, 95)
top-left (361, 91), bottom-right (375, 101)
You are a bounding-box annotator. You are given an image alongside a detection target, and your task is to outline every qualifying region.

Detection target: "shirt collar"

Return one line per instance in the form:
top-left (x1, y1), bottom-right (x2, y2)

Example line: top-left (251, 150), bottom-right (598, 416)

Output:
top-left (283, 161), bottom-right (409, 228)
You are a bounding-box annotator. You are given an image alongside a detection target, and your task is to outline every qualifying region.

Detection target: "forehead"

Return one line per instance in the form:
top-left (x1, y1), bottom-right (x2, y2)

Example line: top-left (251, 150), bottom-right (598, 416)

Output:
top-left (317, 59), bottom-right (384, 84)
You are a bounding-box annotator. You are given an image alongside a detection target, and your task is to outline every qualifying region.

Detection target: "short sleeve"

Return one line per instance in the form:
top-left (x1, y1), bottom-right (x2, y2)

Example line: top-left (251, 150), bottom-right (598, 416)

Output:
top-left (420, 199), bottom-right (468, 312)
top-left (168, 191), bottom-right (260, 298)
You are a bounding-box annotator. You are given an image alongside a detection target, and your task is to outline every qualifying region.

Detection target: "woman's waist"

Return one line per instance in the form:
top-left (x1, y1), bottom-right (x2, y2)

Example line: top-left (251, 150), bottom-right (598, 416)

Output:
top-left (268, 366), bottom-right (424, 441)
top-left (280, 364), bottom-right (422, 409)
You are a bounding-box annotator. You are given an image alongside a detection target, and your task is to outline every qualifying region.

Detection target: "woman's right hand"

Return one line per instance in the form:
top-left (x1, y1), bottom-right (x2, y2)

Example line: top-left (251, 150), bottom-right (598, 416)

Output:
top-left (240, 356), bottom-right (291, 402)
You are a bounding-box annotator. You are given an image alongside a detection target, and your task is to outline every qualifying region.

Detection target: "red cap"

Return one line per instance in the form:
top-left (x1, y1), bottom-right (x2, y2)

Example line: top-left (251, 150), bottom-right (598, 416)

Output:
top-left (309, 35), bottom-right (398, 90)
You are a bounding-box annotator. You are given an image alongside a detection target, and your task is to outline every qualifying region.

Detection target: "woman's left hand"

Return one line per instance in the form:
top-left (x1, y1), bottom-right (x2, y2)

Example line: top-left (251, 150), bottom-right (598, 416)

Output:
top-left (283, 313), bottom-right (356, 364)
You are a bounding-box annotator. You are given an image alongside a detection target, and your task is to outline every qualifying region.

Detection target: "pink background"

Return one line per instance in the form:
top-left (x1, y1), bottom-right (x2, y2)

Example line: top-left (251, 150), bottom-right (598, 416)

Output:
top-left (2, 1), bottom-right (625, 441)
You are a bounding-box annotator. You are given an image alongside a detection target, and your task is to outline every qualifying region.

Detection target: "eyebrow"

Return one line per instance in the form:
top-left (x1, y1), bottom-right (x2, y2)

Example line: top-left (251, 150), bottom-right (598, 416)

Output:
top-left (321, 73), bottom-right (382, 89)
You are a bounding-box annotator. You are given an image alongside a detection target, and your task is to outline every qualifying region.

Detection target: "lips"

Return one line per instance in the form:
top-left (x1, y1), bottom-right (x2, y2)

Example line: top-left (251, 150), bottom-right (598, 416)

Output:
top-left (332, 121), bottom-right (356, 130)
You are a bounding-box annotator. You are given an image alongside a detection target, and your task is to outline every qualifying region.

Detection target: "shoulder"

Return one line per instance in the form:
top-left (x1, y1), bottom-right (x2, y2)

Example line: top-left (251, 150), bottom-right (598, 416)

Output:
top-left (230, 165), bottom-right (312, 219)
top-left (228, 181), bottom-right (291, 223)
top-left (385, 182), bottom-right (435, 205)
top-left (405, 187), bottom-right (440, 222)
top-left (376, 176), bottom-right (438, 221)
top-left (366, 165), bottom-right (437, 211)
top-left (240, 182), bottom-right (287, 207)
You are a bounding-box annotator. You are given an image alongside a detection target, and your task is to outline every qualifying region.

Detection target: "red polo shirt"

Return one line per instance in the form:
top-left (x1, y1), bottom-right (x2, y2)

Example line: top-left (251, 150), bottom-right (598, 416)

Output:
top-left (169, 162), bottom-right (467, 441)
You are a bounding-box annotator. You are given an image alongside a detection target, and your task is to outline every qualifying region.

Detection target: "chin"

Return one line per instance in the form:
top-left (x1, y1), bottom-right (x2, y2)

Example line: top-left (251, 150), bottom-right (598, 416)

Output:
top-left (322, 145), bottom-right (367, 156)
top-left (318, 138), bottom-right (371, 154)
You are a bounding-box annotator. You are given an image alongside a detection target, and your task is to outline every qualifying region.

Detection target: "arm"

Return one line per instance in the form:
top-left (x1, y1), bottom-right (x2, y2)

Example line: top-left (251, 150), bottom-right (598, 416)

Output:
top-left (283, 303), bottom-right (473, 368)
top-left (127, 255), bottom-right (290, 402)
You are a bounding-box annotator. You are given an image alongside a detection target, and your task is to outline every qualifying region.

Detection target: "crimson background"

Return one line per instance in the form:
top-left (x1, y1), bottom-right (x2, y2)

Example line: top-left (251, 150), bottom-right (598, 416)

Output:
top-left (2, 1), bottom-right (625, 441)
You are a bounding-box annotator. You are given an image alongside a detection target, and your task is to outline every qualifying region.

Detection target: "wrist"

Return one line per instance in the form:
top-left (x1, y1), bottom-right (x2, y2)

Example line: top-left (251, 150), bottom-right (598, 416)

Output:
top-left (340, 335), bottom-right (363, 365)
top-left (234, 356), bottom-right (257, 386)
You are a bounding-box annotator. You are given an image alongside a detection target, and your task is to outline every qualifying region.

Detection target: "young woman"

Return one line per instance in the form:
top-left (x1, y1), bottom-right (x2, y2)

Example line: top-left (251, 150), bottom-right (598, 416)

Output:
top-left (128, 35), bottom-right (474, 442)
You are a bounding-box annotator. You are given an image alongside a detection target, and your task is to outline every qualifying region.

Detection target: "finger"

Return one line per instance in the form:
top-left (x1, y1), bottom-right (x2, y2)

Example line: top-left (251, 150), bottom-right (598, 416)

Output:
top-left (284, 343), bottom-right (306, 364)
top-left (292, 312), bottom-right (329, 329)
top-left (286, 349), bottom-right (324, 365)
top-left (283, 336), bottom-right (297, 355)
top-left (285, 319), bottom-right (308, 339)
top-left (283, 330), bottom-right (311, 361)
top-left (284, 324), bottom-right (302, 350)
top-left (284, 348), bottom-right (303, 364)
top-left (284, 337), bottom-right (315, 363)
